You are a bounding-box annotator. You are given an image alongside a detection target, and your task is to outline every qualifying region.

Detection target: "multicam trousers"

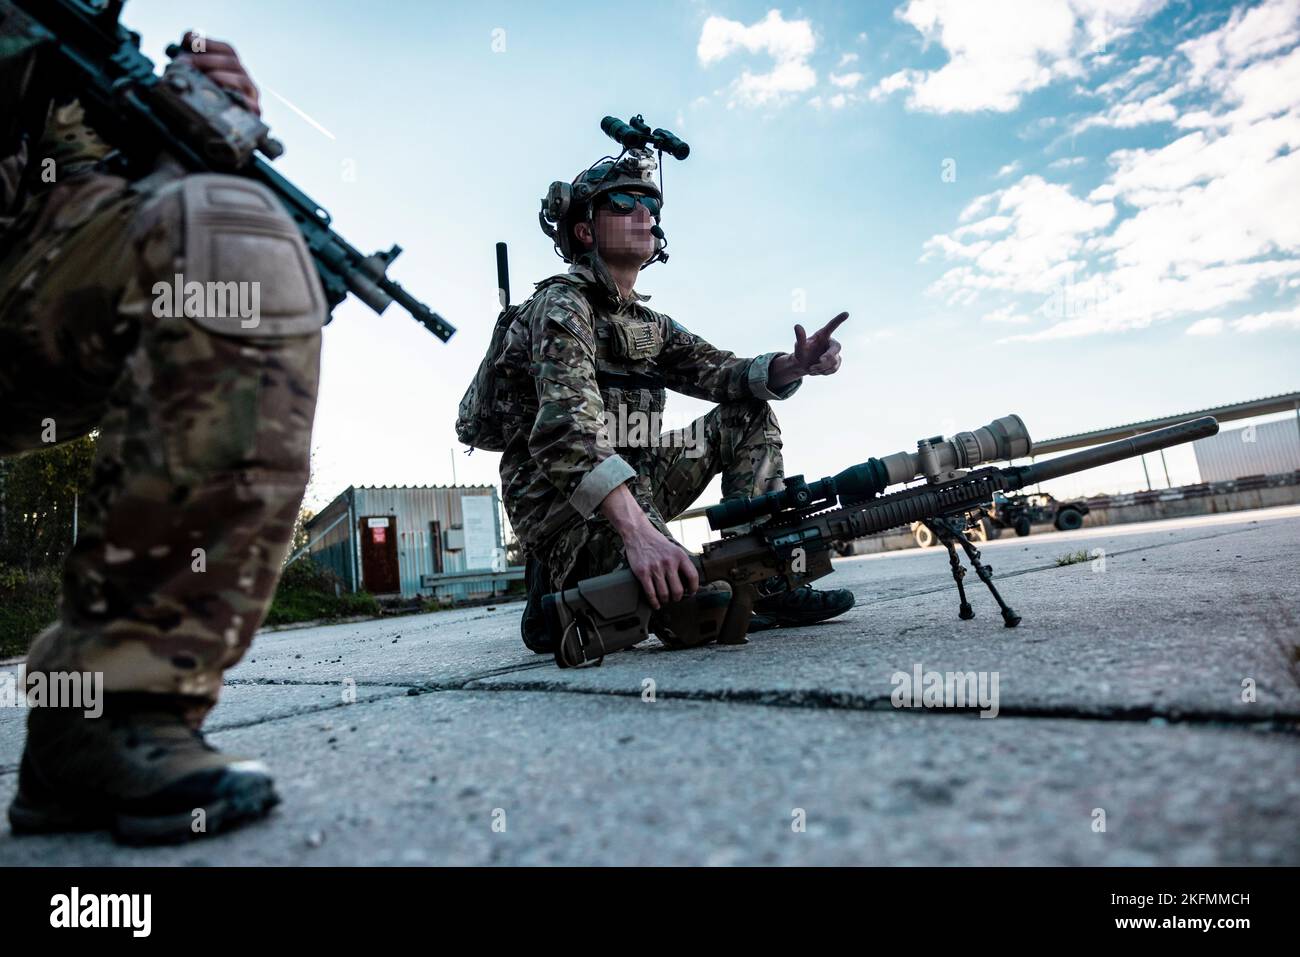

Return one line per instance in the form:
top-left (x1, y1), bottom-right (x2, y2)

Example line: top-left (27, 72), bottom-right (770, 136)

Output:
top-left (0, 166), bottom-right (323, 718)
top-left (538, 398), bottom-right (785, 589)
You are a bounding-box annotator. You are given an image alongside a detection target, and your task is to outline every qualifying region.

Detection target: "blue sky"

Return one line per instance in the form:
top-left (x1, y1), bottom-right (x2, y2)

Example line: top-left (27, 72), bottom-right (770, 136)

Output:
top-left (127, 0), bottom-right (1299, 512)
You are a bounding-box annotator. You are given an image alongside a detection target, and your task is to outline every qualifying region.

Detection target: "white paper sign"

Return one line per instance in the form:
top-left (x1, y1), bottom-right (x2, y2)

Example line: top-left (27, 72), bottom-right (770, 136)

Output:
top-left (461, 495), bottom-right (498, 571)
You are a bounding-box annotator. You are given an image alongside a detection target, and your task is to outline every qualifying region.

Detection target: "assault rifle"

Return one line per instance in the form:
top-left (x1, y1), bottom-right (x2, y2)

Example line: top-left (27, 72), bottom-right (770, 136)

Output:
top-left (542, 414), bottom-right (1220, 667)
top-left (4, 0), bottom-right (454, 341)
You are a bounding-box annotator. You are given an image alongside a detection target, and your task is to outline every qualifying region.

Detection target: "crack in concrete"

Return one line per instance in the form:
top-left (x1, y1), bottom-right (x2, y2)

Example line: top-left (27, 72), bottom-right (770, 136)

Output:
top-left (418, 680), bottom-right (1300, 732)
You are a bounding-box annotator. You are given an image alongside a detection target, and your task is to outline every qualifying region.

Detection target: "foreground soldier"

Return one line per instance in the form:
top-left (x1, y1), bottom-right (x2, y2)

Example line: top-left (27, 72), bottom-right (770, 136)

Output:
top-left (1, 29), bottom-right (323, 842)
top-left (472, 149), bottom-right (856, 652)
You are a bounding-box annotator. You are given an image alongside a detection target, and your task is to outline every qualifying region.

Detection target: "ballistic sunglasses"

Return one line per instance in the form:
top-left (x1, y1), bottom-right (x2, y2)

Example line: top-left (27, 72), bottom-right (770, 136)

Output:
top-left (598, 192), bottom-right (661, 217)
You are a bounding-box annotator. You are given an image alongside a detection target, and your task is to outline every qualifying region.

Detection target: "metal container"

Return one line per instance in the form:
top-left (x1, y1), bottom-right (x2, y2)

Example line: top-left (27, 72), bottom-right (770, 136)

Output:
top-left (305, 485), bottom-right (505, 600)
top-left (1193, 419), bottom-right (1300, 483)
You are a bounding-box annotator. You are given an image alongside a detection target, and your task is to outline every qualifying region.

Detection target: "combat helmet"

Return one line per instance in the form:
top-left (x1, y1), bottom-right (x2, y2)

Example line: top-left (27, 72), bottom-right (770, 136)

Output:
top-left (539, 115), bottom-right (690, 269)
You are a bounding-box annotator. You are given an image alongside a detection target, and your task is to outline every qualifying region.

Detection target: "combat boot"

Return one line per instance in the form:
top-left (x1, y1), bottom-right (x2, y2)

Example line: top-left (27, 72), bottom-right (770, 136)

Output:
top-left (8, 693), bottom-right (279, 845)
top-left (749, 584), bottom-right (856, 632)
top-left (520, 557), bottom-right (555, 653)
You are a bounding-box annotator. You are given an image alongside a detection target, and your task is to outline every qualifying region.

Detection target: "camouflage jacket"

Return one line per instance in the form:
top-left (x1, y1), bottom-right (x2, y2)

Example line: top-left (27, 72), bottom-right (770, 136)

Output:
top-left (498, 255), bottom-right (800, 551)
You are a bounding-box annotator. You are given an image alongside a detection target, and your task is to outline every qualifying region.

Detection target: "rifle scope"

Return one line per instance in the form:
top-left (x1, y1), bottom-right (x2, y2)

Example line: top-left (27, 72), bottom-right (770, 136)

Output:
top-left (705, 414), bottom-right (1032, 530)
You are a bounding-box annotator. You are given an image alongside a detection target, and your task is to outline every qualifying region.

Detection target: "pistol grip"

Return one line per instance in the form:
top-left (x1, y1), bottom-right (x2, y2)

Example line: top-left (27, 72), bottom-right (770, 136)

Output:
top-left (717, 582), bottom-right (755, 645)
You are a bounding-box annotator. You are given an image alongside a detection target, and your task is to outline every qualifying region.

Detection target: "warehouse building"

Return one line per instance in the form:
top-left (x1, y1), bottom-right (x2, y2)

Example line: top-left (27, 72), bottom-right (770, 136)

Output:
top-left (1193, 418), bottom-right (1300, 483)
top-left (303, 485), bottom-right (514, 602)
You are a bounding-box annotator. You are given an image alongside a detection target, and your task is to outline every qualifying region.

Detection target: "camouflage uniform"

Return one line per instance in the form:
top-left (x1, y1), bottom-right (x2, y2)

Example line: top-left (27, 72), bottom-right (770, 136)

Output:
top-left (498, 255), bottom-right (799, 589)
top-left (0, 28), bottom-right (324, 722)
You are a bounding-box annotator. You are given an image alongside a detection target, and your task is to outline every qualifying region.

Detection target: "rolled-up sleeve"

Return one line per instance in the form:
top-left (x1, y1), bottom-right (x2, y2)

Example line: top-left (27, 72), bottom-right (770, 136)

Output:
top-left (746, 351), bottom-right (801, 401)
top-left (570, 454), bottom-right (637, 517)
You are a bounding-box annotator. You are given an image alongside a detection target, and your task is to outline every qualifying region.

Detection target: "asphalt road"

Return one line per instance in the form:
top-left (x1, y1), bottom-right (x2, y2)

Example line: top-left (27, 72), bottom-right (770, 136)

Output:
top-left (1, 506), bottom-right (1297, 865)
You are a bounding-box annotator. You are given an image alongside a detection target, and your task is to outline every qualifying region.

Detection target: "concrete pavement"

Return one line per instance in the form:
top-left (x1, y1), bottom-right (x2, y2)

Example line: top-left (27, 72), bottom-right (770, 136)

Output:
top-left (1, 506), bottom-right (1297, 865)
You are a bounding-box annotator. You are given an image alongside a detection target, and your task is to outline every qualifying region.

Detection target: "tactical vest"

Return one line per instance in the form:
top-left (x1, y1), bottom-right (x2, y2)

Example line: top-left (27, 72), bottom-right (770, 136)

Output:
top-left (455, 274), bottom-right (667, 452)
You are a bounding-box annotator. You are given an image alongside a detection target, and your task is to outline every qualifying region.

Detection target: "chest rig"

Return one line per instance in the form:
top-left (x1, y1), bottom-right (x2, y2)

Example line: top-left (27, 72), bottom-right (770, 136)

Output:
top-left (591, 305), bottom-right (667, 423)
top-left (492, 274), bottom-right (670, 450)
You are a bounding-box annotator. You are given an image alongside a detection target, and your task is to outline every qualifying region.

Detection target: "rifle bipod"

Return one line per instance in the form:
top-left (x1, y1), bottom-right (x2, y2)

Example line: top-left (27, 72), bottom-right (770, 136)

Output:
top-left (922, 518), bottom-right (1021, 628)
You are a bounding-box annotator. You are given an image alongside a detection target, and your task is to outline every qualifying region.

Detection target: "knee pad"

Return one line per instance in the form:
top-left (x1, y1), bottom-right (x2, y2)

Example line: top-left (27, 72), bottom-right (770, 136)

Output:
top-left (123, 175), bottom-right (324, 484)
top-left (141, 173), bottom-right (327, 338)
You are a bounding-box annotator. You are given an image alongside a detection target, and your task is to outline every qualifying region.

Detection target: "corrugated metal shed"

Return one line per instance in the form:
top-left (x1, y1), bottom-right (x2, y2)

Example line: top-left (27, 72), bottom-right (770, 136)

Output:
top-left (304, 493), bottom-right (355, 590)
top-left (1193, 419), bottom-right (1300, 483)
top-left (305, 485), bottom-right (505, 600)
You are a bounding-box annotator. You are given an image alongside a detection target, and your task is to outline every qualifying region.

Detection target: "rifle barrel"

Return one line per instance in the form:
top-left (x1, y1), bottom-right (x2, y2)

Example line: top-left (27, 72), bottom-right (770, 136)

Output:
top-left (1020, 416), bottom-right (1218, 485)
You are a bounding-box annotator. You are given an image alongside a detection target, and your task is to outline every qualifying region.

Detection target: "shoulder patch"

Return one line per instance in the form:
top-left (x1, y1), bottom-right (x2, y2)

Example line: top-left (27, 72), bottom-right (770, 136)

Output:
top-left (537, 286), bottom-right (595, 353)
top-left (667, 318), bottom-right (695, 344)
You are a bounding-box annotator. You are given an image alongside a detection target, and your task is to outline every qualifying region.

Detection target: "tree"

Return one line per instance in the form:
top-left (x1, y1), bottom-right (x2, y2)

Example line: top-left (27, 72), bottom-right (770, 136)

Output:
top-left (284, 448), bottom-right (319, 567)
top-left (0, 435), bottom-right (97, 572)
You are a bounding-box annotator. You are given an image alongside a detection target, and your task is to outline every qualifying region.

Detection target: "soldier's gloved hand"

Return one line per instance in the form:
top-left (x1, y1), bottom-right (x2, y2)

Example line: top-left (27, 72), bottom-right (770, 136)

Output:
top-left (623, 523), bottom-right (700, 609)
top-left (790, 311), bottom-right (848, 376)
top-left (174, 32), bottom-right (262, 116)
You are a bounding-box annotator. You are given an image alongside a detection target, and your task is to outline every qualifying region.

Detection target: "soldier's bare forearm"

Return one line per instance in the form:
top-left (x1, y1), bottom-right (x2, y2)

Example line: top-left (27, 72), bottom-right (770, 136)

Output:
top-left (598, 483), bottom-right (698, 608)
top-left (768, 353), bottom-right (803, 389)
top-left (599, 483), bottom-right (655, 540)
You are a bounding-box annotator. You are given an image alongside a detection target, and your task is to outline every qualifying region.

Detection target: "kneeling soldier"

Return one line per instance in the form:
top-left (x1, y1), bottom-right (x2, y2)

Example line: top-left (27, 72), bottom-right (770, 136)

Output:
top-left (1, 28), bottom-right (323, 842)
top-left (464, 147), bottom-right (855, 652)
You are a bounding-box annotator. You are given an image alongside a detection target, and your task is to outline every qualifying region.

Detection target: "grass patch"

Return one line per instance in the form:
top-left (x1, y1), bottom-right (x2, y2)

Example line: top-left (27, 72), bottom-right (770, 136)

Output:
top-left (265, 559), bottom-right (380, 626)
top-left (1055, 550), bottom-right (1092, 567)
top-left (0, 566), bottom-right (61, 659)
top-left (0, 559), bottom-right (381, 655)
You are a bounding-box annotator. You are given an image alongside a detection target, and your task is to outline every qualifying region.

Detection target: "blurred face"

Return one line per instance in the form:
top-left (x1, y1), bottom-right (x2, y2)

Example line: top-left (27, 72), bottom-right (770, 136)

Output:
top-left (574, 192), bottom-right (659, 265)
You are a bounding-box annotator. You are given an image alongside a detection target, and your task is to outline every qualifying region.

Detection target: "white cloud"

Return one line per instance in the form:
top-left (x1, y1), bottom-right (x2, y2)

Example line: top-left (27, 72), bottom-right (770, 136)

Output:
top-left (830, 71), bottom-right (863, 89)
top-left (869, 68), bottom-right (920, 102)
top-left (982, 305), bottom-right (1034, 324)
top-left (1185, 317), bottom-right (1224, 335)
top-left (809, 92), bottom-right (851, 111)
top-left (838, 52), bottom-right (860, 67)
top-left (1230, 305), bottom-right (1300, 332)
top-left (697, 10), bottom-right (818, 107)
top-left (1179, 0), bottom-right (1300, 87)
top-left (870, 0), bottom-right (1167, 113)
top-left (924, 176), bottom-right (1115, 299)
top-left (1077, 0), bottom-right (1300, 133)
top-left (1093, 54), bottom-right (1165, 97)
top-left (996, 161), bottom-right (1022, 178)
top-left (1048, 156), bottom-right (1087, 168)
top-left (923, 2), bottom-right (1300, 342)
top-left (1072, 84), bottom-right (1184, 132)
top-left (1186, 306), bottom-right (1300, 335)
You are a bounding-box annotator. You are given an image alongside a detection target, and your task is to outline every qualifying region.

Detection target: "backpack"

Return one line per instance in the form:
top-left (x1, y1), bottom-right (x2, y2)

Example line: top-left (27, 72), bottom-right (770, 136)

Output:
top-left (455, 276), bottom-right (584, 452)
